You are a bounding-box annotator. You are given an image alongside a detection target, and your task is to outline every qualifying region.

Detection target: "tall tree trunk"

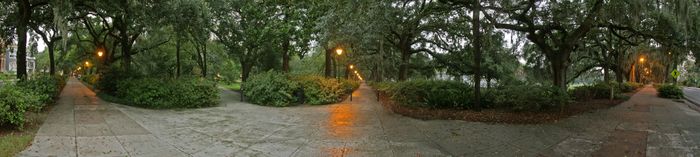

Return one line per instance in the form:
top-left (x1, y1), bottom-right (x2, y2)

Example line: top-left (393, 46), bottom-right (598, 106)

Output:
top-left (615, 66), bottom-right (624, 83)
top-left (282, 37), bottom-right (290, 73)
top-left (472, 0), bottom-right (482, 109)
top-left (241, 61), bottom-right (252, 82)
top-left (603, 67), bottom-right (610, 82)
top-left (202, 42), bottom-right (207, 78)
top-left (176, 37), bottom-right (181, 78)
top-left (325, 48), bottom-right (332, 78)
top-left (16, 0), bottom-right (30, 80)
top-left (550, 53), bottom-right (569, 90)
top-left (398, 50), bottom-right (409, 81)
top-left (48, 43), bottom-right (55, 75)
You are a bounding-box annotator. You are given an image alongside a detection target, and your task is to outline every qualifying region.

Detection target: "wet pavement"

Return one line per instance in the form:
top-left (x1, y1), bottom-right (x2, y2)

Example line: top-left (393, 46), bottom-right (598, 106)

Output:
top-left (20, 79), bottom-right (700, 156)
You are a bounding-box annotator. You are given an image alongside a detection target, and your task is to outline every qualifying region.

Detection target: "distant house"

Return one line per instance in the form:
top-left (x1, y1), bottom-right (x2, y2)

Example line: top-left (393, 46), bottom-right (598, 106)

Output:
top-left (1, 45), bottom-right (36, 73)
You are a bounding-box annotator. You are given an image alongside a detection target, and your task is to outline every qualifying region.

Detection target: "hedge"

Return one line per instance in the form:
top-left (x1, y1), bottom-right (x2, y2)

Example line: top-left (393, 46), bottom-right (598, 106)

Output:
top-left (376, 80), bottom-right (569, 111)
top-left (241, 71), bottom-right (360, 106)
top-left (657, 84), bottom-right (683, 99)
top-left (115, 78), bottom-right (219, 109)
top-left (1, 75), bottom-right (66, 129)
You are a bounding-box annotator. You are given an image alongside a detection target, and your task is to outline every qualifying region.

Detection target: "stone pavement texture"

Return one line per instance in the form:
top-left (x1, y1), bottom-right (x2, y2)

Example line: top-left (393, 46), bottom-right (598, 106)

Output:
top-left (20, 79), bottom-right (700, 157)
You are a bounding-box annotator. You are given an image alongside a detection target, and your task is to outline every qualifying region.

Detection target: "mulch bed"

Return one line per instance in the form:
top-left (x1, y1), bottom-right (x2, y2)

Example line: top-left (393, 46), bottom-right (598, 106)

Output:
top-left (376, 92), bottom-right (633, 124)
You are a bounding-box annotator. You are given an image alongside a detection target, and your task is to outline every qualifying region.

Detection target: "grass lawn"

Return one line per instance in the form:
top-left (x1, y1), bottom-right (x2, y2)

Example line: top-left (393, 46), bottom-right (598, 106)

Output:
top-left (0, 109), bottom-right (49, 157)
top-left (221, 82), bottom-right (241, 91)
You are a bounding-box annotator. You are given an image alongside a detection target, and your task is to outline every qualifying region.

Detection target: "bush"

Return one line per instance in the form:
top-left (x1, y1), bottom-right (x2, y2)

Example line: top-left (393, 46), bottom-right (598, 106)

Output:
top-left (0, 85), bottom-right (43, 129)
top-left (80, 74), bottom-right (100, 86)
top-left (494, 84), bottom-right (569, 111)
top-left (292, 76), bottom-right (359, 105)
top-left (115, 77), bottom-right (219, 109)
top-left (241, 71), bottom-right (299, 107)
top-left (569, 82), bottom-right (635, 100)
top-left (16, 75), bottom-right (66, 104)
top-left (384, 80), bottom-right (474, 109)
top-left (97, 66), bottom-right (141, 95)
top-left (657, 84), bottom-right (683, 99)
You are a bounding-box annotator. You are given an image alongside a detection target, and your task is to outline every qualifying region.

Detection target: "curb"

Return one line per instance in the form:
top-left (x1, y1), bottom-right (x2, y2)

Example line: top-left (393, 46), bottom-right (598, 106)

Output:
top-left (683, 97), bottom-right (700, 112)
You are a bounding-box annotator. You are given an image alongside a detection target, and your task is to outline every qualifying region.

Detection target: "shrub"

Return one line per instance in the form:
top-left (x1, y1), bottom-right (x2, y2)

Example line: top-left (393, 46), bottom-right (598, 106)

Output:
top-left (16, 75), bottom-right (66, 105)
top-left (115, 77), bottom-right (219, 109)
top-left (97, 66), bottom-right (141, 95)
top-left (494, 84), bottom-right (569, 111)
top-left (80, 74), bottom-right (100, 86)
top-left (657, 84), bottom-right (683, 99)
top-left (569, 82), bottom-right (632, 100)
top-left (292, 76), bottom-right (359, 105)
top-left (241, 71), bottom-right (299, 107)
top-left (384, 80), bottom-right (474, 109)
top-left (0, 85), bottom-right (43, 129)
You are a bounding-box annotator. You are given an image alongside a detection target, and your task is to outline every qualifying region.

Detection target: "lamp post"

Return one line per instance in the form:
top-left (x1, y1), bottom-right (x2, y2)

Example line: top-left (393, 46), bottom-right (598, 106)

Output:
top-left (335, 48), bottom-right (343, 79)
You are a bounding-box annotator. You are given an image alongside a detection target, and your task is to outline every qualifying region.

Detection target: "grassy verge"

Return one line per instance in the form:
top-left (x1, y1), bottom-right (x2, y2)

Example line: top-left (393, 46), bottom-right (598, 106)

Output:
top-left (0, 109), bottom-right (50, 157)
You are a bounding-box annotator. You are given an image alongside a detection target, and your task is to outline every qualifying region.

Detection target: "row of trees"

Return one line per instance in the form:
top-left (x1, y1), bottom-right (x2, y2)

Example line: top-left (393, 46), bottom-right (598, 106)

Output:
top-left (1, 0), bottom-right (698, 107)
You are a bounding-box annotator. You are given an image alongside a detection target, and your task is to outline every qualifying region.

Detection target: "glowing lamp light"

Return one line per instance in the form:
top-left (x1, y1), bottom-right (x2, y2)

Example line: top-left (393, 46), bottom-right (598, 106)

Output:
top-left (349, 65), bottom-right (354, 69)
top-left (85, 61), bottom-right (90, 66)
top-left (335, 48), bottom-right (343, 55)
top-left (98, 51), bottom-right (104, 57)
top-left (639, 57), bottom-right (645, 63)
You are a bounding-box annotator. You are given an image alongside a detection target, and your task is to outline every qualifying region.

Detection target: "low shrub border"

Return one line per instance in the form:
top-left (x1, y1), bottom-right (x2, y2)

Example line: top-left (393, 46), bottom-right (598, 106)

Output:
top-left (0, 75), bottom-right (67, 129)
top-left (114, 77), bottom-right (220, 109)
top-left (657, 84), bottom-right (683, 99)
top-left (241, 71), bottom-right (360, 107)
top-left (372, 80), bottom-right (633, 124)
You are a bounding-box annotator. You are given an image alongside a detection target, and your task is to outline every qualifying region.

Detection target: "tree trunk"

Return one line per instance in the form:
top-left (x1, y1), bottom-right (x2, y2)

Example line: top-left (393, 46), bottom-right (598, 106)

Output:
top-left (241, 61), bottom-right (252, 82)
top-left (176, 37), bottom-right (181, 78)
top-left (282, 37), bottom-right (290, 73)
top-left (398, 50), bottom-right (409, 81)
top-left (48, 43), bottom-right (55, 75)
top-left (16, 0), bottom-right (30, 80)
top-left (325, 48), bottom-right (332, 78)
top-left (202, 42), bottom-right (207, 78)
top-left (550, 53), bottom-right (569, 90)
top-left (603, 67), bottom-right (610, 82)
top-left (615, 66), bottom-right (624, 83)
top-left (472, 0), bottom-right (482, 109)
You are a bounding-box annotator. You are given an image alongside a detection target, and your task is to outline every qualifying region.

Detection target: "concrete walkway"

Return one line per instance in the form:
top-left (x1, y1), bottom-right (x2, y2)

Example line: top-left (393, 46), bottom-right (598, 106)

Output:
top-left (20, 78), bottom-right (182, 157)
top-left (22, 80), bottom-right (700, 156)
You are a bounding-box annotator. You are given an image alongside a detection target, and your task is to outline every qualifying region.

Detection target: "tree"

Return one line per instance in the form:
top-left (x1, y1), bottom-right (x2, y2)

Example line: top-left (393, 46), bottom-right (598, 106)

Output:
top-left (29, 3), bottom-right (62, 75)
top-left (480, 0), bottom-right (604, 90)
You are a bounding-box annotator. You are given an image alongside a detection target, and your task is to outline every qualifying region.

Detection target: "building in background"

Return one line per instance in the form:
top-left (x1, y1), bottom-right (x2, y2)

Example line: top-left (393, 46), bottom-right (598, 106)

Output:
top-left (1, 44), bottom-right (36, 74)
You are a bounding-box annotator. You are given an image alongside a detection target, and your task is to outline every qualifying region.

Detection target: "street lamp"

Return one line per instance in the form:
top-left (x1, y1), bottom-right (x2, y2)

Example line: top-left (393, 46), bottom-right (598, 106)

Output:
top-left (97, 51), bottom-right (104, 57)
top-left (639, 57), bottom-right (645, 63)
top-left (349, 64), bottom-right (354, 69)
top-left (334, 48), bottom-right (343, 79)
top-left (85, 61), bottom-right (90, 67)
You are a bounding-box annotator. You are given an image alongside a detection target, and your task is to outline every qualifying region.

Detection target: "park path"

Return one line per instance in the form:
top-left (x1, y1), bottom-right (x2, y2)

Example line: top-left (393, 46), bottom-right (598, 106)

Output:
top-left (19, 77), bottom-right (184, 157)
top-left (20, 81), bottom-right (700, 156)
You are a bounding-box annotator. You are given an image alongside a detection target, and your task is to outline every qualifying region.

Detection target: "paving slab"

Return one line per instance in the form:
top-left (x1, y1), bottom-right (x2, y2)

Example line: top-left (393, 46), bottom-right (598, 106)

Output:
top-left (22, 79), bottom-right (700, 156)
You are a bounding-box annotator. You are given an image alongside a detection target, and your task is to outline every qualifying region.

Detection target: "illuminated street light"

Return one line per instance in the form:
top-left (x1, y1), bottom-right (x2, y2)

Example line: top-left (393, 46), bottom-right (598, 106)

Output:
top-left (85, 61), bottom-right (90, 67)
top-left (639, 57), bottom-right (645, 63)
top-left (97, 51), bottom-right (104, 57)
top-left (349, 65), bottom-right (354, 69)
top-left (336, 48), bottom-right (343, 55)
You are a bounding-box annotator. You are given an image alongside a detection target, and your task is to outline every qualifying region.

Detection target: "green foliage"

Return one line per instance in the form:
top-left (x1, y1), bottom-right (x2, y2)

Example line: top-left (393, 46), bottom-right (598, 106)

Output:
top-left (0, 85), bottom-right (43, 129)
top-left (97, 66), bottom-right (142, 95)
top-left (292, 76), bottom-right (359, 105)
top-left (241, 71), bottom-right (299, 107)
top-left (115, 78), bottom-right (219, 109)
top-left (16, 75), bottom-right (66, 104)
top-left (657, 84), bottom-right (683, 99)
top-left (382, 80), bottom-right (474, 109)
top-left (569, 82), bottom-right (640, 100)
top-left (80, 74), bottom-right (100, 86)
top-left (494, 84), bottom-right (570, 111)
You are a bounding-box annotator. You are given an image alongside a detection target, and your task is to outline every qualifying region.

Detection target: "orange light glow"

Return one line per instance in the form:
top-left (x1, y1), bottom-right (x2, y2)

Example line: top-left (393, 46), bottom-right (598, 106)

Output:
top-left (327, 103), bottom-right (356, 138)
top-left (335, 48), bottom-right (343, 55)
top-left (97, 51), bottom-right (104, 57)
top-left (349, 65), bottom-right (354, 69)
top-left (639, 57), bottom-right (645, 63)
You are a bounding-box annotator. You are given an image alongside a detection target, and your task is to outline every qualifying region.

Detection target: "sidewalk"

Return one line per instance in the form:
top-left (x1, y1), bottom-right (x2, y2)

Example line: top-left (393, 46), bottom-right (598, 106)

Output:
top-left (19, 77), bottom-right (185, 157)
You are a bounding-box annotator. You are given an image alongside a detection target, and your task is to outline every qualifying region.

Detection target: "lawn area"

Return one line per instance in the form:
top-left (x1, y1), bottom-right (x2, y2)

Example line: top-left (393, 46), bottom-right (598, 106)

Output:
top-left (221, 82), bottom-right (241, 91)
top-left (0, 110), bottom-right (49, 157)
